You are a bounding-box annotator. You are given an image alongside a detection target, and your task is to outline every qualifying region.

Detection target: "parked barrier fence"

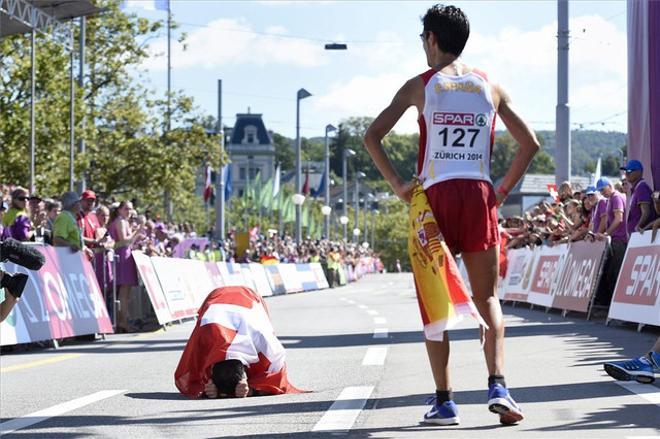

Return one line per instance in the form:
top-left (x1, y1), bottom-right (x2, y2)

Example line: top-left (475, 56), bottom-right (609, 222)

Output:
top-left (1, 248), bottom-right (383, 346)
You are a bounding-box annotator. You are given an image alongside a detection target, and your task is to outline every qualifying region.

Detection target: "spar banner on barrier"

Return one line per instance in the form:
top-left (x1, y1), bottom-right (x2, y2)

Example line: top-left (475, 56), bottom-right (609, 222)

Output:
top-left (502, 247), bottom-right (539, 303)
top-left (0, 246), bottom-right (113, 346)
top-left (608, 232), bottom-right (660, 326)
top-left (552, 240), bottom-right (607, 313)
top-left (526, 244), bottom-right (569, 307)
top-left (264, 265), bottom-right (286, 295)
top-left (133, 251), bottom-right (173, 325)
top-left (217, 262), bottom-right (246, 287)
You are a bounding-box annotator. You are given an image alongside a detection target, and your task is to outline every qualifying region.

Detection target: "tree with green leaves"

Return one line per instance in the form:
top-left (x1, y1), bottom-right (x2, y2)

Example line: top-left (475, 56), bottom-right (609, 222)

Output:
top-left (0, 1), bottom-right (224, 232)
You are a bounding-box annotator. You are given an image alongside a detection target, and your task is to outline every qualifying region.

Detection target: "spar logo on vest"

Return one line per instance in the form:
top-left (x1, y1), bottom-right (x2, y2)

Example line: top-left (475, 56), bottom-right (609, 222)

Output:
top-left (432, 112), bottom-right (488, 127)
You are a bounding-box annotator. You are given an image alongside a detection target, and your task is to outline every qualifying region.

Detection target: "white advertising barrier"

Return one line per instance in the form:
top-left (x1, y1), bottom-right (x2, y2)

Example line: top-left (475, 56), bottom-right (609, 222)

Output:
top-left (149, 257), bottom-right (197, 320)
top-left (217, 262), bottom-right (246, 287)
top-left (277, 263), bottom-right (304, 293)
top-left (309, 263), bottom-right (330, 289)
top-left (133, 251), bottom-right (174, 325)
top-left (526, 243), bottom-right (569, 308)
top-left (502, 247), bottom-right (540, 303)
top-left (263, 265), bottom-right (287, 295)
top-left (1, 246), bottom-right (113, 346)
top-left (176, 258), bottom-right (217, 308)
top-left (607, 232), bottom-right (660, 326)
top-left (296, 264), bottom-right (321, 291)
top-left (247, 263), bottom-right (274, 297)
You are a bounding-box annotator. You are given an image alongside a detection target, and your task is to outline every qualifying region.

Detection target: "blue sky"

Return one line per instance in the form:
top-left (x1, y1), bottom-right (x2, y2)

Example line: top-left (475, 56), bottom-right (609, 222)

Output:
top-left (124, 0), bottom-right (627, 138)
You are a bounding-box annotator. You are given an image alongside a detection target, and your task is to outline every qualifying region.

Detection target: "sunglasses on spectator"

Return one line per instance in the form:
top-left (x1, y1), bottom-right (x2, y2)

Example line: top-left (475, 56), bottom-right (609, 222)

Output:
top-left (16, 196), bottom-right (28, 201)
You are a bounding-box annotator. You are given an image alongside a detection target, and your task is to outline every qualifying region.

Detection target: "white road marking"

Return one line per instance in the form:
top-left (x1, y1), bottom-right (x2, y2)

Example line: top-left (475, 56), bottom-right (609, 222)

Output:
top-left (373, 328), bottom-right (389, 339)
top-left (339, 297), bottom-right (348, 301)
top-left (312, 386), bottom-right (375, 432)
top-left (362, 347), bottom-right (388, 365)
top-left (366, 309), bottom-right (379, 316)
top-left (374, 317), bottom-right (387, 325)
top-left (0, 390), bottom-right (126, 435)
top-left (615, 382), bottom-right (660, 407)
top-left (347, 300), bottom-right (356, 305)
top-left (358, 305), bottom-right (368, 310)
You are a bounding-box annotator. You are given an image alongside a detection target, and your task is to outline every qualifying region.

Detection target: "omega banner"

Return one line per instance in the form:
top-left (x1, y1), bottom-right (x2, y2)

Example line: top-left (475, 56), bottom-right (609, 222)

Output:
top-left (607, 232), bottom-right (660, 326)
top-left (503, 240), bottom-right (607, 314)
top-left (1, 246), bottom-right (113, 346)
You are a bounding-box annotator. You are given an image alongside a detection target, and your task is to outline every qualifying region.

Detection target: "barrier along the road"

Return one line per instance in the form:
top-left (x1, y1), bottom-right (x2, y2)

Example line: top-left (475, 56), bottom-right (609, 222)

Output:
top-left (0, 248), bottom-right (382, 346)
top-left (499, 233), bottom-right (658, 327)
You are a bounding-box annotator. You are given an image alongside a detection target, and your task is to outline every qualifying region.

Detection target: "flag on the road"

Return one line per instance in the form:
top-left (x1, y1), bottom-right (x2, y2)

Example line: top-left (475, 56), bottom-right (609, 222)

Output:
top-left (408, 183), bottom-right (487, 341)
top-left (174, 286), bottom-right (302, 398)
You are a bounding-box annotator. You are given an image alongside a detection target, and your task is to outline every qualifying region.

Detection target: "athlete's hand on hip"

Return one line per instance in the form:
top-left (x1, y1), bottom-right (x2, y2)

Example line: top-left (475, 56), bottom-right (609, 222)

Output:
top-left (495, 191), bottom-right (507, 208)
top-left (393, 180), bottom-right (416, 204)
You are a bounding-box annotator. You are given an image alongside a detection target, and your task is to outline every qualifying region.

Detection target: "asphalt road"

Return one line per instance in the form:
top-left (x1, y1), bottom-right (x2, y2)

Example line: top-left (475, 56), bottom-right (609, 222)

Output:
top-left (1, 273), bottom-right (659, 438)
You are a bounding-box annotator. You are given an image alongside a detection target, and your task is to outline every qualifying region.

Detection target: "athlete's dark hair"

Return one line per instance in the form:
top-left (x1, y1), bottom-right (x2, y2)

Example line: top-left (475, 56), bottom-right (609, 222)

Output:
top-left (421, 4), bottom-right (470, 57)
top-left (211, 360), bottom-right (245, 396)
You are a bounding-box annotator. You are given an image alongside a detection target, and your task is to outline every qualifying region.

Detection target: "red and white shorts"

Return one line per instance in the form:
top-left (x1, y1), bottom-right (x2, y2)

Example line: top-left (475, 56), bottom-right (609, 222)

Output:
top-left (424, 178), bottom-right (500, 254)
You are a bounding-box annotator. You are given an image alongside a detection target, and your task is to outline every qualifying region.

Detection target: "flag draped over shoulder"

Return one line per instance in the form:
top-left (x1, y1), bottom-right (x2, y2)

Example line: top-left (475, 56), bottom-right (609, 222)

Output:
top-left (408, 183), bottom-right (487, 341)
top-left (174, 286), bottom-right (302, 398)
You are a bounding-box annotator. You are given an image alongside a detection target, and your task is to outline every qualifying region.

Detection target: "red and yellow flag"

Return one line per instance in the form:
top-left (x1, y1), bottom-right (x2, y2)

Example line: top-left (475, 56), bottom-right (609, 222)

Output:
top-left (408, 183), bottom-right (487, 340)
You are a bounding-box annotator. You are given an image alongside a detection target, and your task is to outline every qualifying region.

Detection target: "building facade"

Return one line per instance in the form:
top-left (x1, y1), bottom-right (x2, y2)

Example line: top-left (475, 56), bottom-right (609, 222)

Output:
top-left (226, 112), bottom-right (276, 197)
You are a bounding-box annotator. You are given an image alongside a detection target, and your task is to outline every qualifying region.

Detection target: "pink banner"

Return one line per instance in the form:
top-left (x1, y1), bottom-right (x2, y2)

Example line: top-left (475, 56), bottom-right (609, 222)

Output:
top-left (133, 251), bottom-right (173, 325)
top-left (1, 246), bottom-right (113, 346)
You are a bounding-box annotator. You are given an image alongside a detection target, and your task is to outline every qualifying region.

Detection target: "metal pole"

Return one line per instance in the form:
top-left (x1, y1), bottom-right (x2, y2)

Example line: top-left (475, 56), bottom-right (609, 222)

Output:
top-left (295, 95), bottom-right (302, 243)
top-left (216, 79), bottom-right (226, 242)
top-left (354, 177), bottom-right (359, 242)
top-left (30, 29), bottom-right (36, 194)
top-left (342, 154), bottom-right (348, 241)
top-left (371, 209), bottom-right (375, 250)
top-left (112, 251), bottom-right (118, 329)
top-left (555, 0), bottom-right (571, 185)
top-left (363, 197), bottom-right (368, 245)
top-left (69, 35), bottom-right (75, 192)
top-left (77, 17), bottom-right (86, 193)
top-left (164, 2), bottom-right (173, 221)
top-left (324, 128), bottom-right (330, 238)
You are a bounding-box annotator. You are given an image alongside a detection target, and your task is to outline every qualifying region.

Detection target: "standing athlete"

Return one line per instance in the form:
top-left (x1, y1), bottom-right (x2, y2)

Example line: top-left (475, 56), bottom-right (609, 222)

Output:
top-left (364, 5), bottom-right (539, 425)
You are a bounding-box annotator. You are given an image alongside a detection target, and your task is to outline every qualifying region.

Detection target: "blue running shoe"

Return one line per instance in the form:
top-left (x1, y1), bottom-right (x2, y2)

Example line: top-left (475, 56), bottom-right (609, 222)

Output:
top-left (604, 354), bottom-right (657, 384)
top-left (422, 396), bottom-right (460, 425)
top-left (487, 383), bottom-right (523, 425)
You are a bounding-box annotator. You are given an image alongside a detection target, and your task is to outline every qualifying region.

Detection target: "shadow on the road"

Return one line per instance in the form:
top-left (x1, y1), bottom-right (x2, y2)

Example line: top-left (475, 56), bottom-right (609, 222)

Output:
top-left (6, 381), bottom-right (656, 436)
top-left (0, 338), bottom-right (189, 357)
top-left (125, 392), bottom-right (188, 401)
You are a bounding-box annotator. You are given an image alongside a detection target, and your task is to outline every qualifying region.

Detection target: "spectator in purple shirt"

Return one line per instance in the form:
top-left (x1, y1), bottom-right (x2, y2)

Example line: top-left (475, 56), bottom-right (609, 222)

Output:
top-left (1, 187), bottom-right (32, 242)
top-left (585, 186), bottom-right (607, 234)
top-left (620, 160), bottom-right (656, 236)
top-left (593, 177), bottom-right (628, 307)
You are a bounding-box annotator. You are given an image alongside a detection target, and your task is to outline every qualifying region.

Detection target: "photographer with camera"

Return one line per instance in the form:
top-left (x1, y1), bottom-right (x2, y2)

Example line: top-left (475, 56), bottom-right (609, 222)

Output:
top-left (0, 238), bottom-right (45, 322)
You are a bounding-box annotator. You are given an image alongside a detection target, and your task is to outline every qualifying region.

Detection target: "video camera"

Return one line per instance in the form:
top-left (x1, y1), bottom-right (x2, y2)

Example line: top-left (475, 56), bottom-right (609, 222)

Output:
top-left (0, 238), bottom-right (45, 299)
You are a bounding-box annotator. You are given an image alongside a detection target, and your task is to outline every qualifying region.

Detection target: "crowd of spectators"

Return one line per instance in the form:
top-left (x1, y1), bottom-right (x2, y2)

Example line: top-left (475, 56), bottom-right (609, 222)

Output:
top-left (500, 159), bottom-right (659, 307)
top-left (1, 184), bottom-right (380, 329)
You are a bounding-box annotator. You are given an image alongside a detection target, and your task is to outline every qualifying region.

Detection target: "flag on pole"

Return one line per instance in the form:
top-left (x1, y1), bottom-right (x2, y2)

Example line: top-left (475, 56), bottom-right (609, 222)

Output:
top-left (155, 0), bottom-right (169, 11)
top-left (408, 183), bottom-right (487, 341)
top-left (593, 157), bottom-right (602, 185)
top-left (224, 165), bottom-right (233, 200)
top-left (273, 164), bottom-right (281, 197)
top-left (203, 165), bottom-right (213, 204)
top-left (121, 0), bottom-right (168, 10)
top-left (311, 170), bottom-right (326, 198)
top-left (302, 167), bottom-right (310, 196)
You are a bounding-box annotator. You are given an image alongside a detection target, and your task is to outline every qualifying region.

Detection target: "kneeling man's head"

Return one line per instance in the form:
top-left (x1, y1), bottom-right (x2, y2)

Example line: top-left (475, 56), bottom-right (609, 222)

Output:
top-left (212, 359), bottom-right (248, 397)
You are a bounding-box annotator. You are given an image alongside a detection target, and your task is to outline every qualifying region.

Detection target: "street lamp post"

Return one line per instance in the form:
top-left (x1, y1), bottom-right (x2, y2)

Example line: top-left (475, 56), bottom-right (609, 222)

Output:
top-left (364, 193), bottom-right (373, 245)
top-left (295, 88), bottom-right (312, 244)
top-left (354, 171), bottom-right (366, 242)
top-left (324, 124), bottom-right (336, 239)
top-left (342, 148), bottom-right (356, 241)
